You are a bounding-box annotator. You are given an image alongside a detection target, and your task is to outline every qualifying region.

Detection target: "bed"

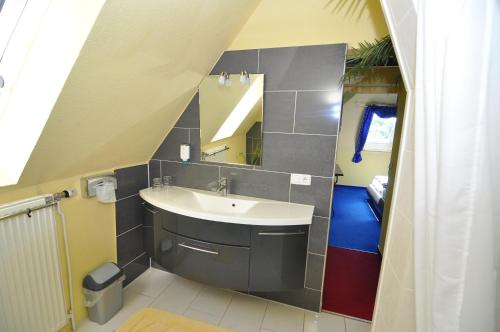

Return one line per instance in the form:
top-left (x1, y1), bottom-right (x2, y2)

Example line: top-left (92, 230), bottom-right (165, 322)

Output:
top-left (367, 175), bottom-right (388, 221)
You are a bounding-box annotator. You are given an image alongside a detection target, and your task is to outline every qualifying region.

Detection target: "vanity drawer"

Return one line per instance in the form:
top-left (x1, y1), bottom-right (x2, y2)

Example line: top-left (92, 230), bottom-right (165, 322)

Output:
top-left (249, 225), bottom-right (309, 292)
top-left (159, 230), bottom-right (250, 291)
top-left (161, 211), bottom-right (251, 246)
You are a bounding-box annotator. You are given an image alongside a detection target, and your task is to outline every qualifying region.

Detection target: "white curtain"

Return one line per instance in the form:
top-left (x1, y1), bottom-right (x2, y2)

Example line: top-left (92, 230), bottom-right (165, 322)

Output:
top-left (414, 0), bottom-right (500, 331)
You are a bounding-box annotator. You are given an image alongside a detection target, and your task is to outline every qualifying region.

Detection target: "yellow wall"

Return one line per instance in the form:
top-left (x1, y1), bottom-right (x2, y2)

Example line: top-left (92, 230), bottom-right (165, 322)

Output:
top-left (0, 0), bottom-right (105, 186)
top-left (0, 170), bottom-right (118, 329)
top-left (336, 150), bottom-right (391, 187)
top-left (337, 93), bottom-right (397, 187)
top-left (14, 0), bottom-right (261, 188)
top-left (229, 0), bottom-right (388, 50)
top-left (0, 2), bottom-right (261, 328)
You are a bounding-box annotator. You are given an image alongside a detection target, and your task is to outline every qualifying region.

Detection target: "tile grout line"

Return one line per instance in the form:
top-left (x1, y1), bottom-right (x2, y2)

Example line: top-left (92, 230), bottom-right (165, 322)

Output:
top-left (116, 224), bottom-right (143, 238)
top-left (265, 89), bottom-right (339, 93)
top-left (173, 126), bottom-right (200, 130)
top-left (305, 286), bottom-right (321, 292)
top-left (147, 162), bottom-right (150, 188)
top-left (302, 310), bottom-right (306, 332)
top-left (149, 273), bottom-right (176, 305)
top-left (264, 131), bottom-right (338, 137)
top-left (115, 193), bottom-right (139, 202)
top-left (216, 292), bottom-right (234, 326)
top-left (259, 301), bottom-right (270, 331)
top-left (182, 286), bottom-right (203, 316)
top-left (292, 91), bottom-right (298, 133)
top-left (308, 251), bottom-right (325, 257)
top-left (158, 159), bottom-right (335, 178)
top-left (121, 251), bottom-right (147, 269)
top-left (303, 249), bottom-right (310, 290)
top-left (257, 49), bottom-right (260, 73)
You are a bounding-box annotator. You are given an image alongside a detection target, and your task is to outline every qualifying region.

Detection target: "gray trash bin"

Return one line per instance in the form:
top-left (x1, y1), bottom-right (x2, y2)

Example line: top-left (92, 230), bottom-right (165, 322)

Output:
top-left (83, 262), bottom-right (125, 324)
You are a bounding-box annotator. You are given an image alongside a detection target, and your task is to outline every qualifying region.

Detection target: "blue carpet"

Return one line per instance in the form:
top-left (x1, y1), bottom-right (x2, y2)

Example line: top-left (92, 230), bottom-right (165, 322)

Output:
top-left (329, 185), bottom-right (381, 253)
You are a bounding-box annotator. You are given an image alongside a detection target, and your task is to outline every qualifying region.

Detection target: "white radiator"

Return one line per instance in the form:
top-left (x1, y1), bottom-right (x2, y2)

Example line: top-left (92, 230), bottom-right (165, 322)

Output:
top-left (0, 196), bottom-right (67, 332)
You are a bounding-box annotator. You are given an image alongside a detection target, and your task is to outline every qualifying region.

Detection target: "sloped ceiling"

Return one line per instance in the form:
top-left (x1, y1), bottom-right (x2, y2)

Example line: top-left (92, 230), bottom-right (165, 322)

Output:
top-left (15, 0), bottom-right (260, 187)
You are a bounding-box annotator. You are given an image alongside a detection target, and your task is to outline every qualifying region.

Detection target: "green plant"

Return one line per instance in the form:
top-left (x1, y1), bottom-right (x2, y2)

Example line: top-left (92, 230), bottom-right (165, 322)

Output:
top-left (343, 35), bottom-right (398, 82)
top-left (249, 140), bottom-right (261, 166)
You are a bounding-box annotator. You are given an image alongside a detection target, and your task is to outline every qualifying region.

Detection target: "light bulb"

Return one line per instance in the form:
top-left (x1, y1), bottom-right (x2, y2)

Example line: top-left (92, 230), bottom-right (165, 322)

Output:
top-left (240, 71), bottom-right (250, 85)
top-left (225, 78), bottom-right (232, 87)
top-left (218, 73), bottom-right (226, 85)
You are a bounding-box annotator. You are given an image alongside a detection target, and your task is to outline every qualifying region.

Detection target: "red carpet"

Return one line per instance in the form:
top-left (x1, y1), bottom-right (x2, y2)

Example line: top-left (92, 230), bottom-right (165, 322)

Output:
top-left (322, 246), bottom-right (382, 321)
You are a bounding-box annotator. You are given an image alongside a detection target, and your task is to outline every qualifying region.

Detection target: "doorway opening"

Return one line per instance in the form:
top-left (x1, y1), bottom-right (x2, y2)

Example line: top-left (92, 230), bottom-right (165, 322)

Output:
top-left (322, 67), bottom-right (406, 321)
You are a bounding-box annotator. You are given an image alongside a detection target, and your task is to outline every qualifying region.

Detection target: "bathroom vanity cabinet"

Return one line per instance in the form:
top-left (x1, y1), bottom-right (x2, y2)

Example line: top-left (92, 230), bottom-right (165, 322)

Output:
top-left (142, 203), bottom-right (309, 292)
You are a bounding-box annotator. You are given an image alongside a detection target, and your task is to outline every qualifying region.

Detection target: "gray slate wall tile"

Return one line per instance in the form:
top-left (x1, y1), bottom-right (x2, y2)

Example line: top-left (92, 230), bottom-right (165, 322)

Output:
top-left (153, 128), bottom-right (189, 161)
top-left (116, 195), bottom-right (144, 235)
top-left (294, 91), bottom-right (341, 135)
top-left (305, 253), bottom-right (325, 290)
top-left (263, 91), bottom-right (296, 133)
top-left (162, 161), bottom-right (219, 191)
top-left (189, 129), bottom-right (201, 163)
top-left (261, 133), bottom-right (337, 177)
top-left (308, 216), bottom-right (329, 255)
top-left (122, 253), bottom-right (149, 287)
top-left (117, 226), bottom-right (144, 266)
top-left (290, 177), bottom-right (333, 218)
top-left (259, 44), bottom-right (346, 91)
top-left (115, 163), bottom-right (149, 285)
top-left (175, 93), bottom-right (199, 128)
top-left (220, 167), bottom-right (290, 201)
top-left (148, 160), bottom-right (161, 184)
top-left (115, 164), bottom-right (148, 200)
top-left (210, 49), bottom-right (259, 75)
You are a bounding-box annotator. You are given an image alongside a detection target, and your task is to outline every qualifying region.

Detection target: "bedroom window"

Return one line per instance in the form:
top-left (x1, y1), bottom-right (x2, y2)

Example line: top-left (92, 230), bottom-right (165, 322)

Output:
top-left (364, 114), bottom-right (396, 152)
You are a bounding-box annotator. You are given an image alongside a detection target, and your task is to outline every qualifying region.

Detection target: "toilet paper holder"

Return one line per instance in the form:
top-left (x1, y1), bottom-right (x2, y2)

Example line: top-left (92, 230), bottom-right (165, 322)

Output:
top-left (82, 173), bottom-right (117, 198)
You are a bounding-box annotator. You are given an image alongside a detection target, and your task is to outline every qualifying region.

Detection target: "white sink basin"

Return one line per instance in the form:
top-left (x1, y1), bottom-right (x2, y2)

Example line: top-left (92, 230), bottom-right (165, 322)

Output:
top-left (139, 186), bottom-right (314, 226)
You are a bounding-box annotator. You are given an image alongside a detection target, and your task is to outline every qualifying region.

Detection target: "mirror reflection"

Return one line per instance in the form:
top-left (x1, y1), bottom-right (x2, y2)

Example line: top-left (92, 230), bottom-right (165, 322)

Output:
top-left (199, 74), bottom-right (264, 165)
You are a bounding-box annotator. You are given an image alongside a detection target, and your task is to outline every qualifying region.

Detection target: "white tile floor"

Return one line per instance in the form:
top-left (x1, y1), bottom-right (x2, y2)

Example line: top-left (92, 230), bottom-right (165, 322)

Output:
top-left (78, 268), bottom-right (371, 332)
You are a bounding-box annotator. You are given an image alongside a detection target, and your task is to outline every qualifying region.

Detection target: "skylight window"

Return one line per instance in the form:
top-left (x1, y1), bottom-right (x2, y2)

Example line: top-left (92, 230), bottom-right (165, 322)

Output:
top-left (364, 114), bottom-right (396, 152)
top-left (0, 0), bottom-right (103, 187)
top-left (0, 0), bottom-right (29, 58)
top-left (0, 0), bottom-right (49, 186)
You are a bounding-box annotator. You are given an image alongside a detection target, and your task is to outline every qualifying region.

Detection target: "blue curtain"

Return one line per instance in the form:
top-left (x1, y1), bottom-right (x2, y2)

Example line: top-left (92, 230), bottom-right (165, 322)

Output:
top-left (352, 104), bottom-right (397, 163)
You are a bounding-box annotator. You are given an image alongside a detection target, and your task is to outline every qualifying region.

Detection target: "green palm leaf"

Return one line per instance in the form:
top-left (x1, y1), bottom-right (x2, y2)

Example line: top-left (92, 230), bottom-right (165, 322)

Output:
top-left (343, 35), bottom-right (398, 82)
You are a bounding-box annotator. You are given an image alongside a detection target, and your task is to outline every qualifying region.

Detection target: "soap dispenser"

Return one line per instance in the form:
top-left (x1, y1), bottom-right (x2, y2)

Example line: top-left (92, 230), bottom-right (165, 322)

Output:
top-left (180, 144), bottom-right (190, 162)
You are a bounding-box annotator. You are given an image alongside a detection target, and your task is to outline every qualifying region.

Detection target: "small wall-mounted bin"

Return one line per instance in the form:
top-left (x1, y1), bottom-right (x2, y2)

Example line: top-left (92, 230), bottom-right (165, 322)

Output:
top-left (81, 173), bottom-right (117, 203)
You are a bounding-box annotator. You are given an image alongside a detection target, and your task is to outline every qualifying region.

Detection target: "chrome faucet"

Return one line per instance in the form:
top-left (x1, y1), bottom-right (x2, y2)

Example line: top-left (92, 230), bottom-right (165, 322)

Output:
top-left (216, 177), bottom-right (229, 196)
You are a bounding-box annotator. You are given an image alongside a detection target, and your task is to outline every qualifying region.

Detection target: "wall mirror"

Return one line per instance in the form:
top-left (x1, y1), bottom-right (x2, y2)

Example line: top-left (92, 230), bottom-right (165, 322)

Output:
top-left (199, 73), bottom-right (264, 166)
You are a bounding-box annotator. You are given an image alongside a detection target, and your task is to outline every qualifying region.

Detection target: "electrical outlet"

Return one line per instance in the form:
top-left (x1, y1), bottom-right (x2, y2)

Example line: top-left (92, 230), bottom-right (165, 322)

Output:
top-left (290, 173), bottom-right (311, 186)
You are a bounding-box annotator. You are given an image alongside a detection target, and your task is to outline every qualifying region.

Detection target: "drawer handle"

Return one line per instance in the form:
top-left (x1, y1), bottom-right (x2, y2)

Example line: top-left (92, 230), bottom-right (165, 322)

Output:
top-left (257, 231), bottom-right (306, 236)
top-left (178, 243), bottom-right (219, 255)
top-left (141, 202), bottom-right (158, 214)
